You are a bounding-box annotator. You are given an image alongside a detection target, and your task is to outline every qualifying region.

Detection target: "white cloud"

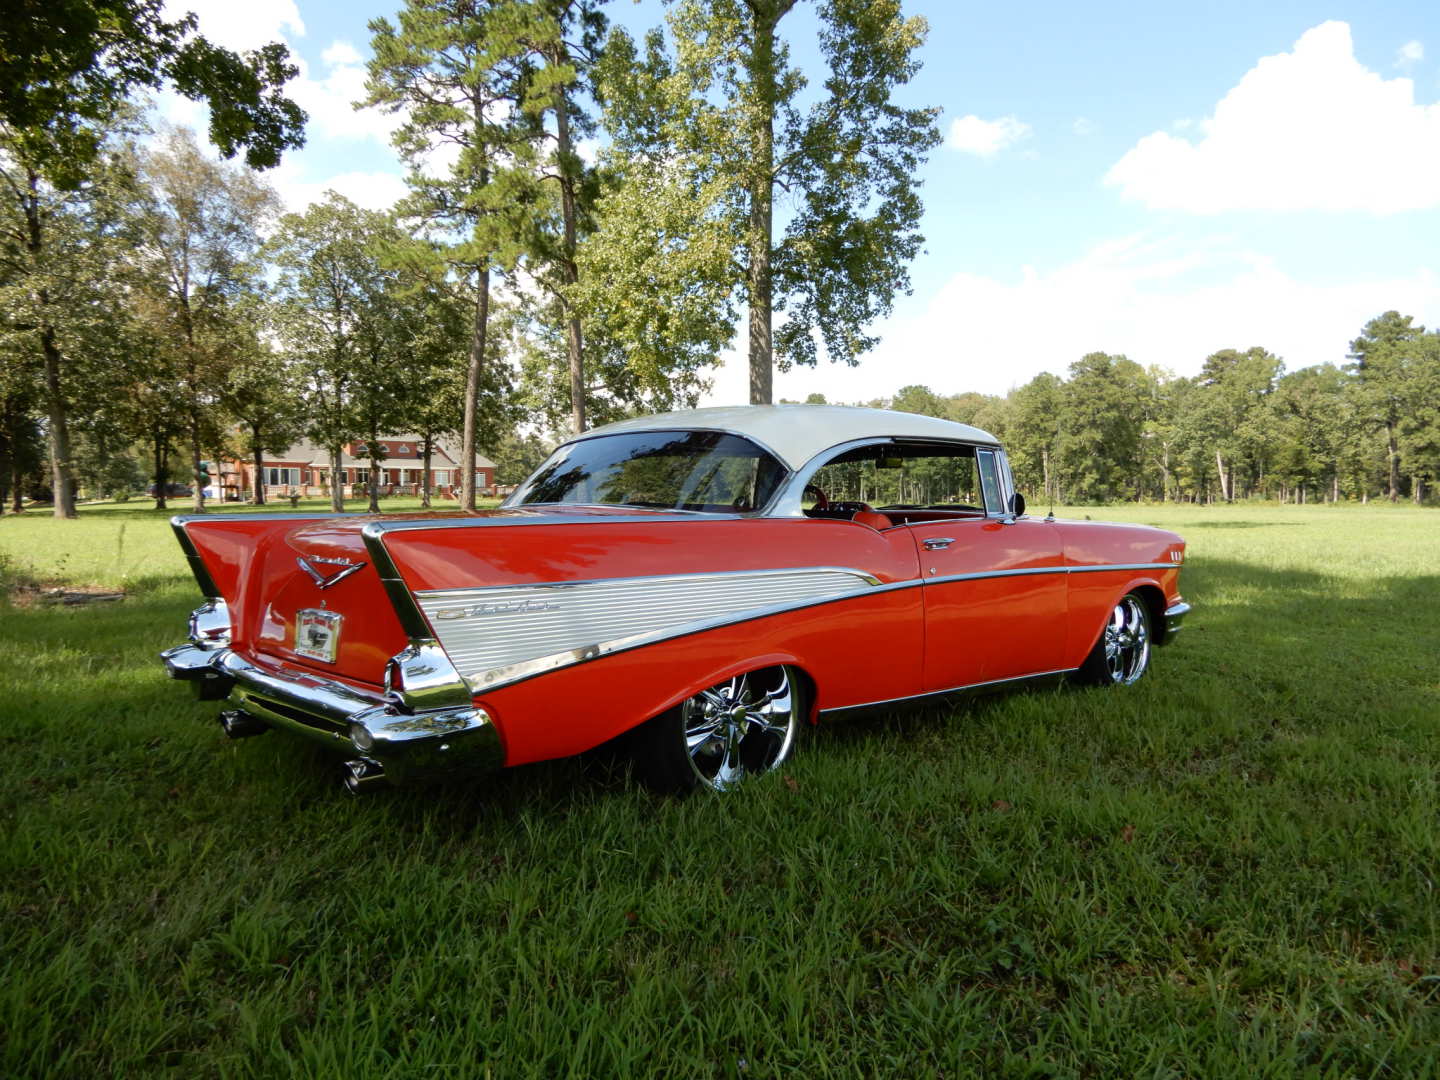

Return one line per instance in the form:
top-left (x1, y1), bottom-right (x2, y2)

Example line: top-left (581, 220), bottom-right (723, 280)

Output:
top-left (947, 114), bottom-right (1031, 157)
top-left (1107, 21), bottom-right (1440, 214)
top-left (290, 45), bottom-right (400, 143)
top-left (700, 236), bottom-right (1440, 406)
top-left (1396, 40), bottom-right (1424, 67)
top-left (322, 41), bottom-right (364, 67)
top-left (1072, 117), bottom-right (1096, 136)
top-left (270, 166), bottom-right (409, 213)
top-left (163, 0), bottom-right (304, 54)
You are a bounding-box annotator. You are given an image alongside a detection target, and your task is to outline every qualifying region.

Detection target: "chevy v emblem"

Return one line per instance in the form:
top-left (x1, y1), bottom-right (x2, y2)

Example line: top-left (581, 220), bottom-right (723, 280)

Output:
top-left (297, 555), bottom-right (366, 589)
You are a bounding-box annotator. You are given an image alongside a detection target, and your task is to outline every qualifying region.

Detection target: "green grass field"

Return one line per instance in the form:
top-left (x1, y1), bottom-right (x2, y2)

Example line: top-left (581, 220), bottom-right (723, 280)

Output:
top-left (2, 501), bottom-right (1437, 1077)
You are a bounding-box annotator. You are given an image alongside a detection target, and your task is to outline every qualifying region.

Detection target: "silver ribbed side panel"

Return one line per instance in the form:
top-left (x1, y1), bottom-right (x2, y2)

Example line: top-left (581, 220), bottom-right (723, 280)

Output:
top-left (415, 567), bottom-right (879, 688)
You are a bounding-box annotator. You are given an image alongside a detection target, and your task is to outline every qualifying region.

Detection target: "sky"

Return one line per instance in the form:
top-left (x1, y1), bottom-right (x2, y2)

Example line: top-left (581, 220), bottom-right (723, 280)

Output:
top-left (159, 0), bottom-right (1440, 407)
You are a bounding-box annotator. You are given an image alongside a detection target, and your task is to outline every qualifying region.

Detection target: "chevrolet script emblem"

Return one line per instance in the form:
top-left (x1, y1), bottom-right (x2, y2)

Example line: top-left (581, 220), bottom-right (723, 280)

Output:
top-left (297, 555), bottom-right (366, 589)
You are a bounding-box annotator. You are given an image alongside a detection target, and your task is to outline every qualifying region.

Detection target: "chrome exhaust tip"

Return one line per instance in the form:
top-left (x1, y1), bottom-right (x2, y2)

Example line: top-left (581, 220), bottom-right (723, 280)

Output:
top-left (342, 758), bottom-right (387, 795)
top-left (218, 709), bottom-right (268, 739)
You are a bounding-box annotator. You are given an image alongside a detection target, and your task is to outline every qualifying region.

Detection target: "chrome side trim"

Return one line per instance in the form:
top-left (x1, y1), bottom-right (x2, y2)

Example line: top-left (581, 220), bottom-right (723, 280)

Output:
top-left (416, 567), bottom-right (883, 690)
top-left (170, 517), bottom-right (220, 598)
top-left (360, 522), bottom-right (434, 641)
top-left (821, 667), bottom-right (1077, 718)
top-left (403, 562), bottom-right (1177, 694)
top-left (916, 562), bottom-right (1175, 589)
top-left (170, 512), bottom-right (364, 523)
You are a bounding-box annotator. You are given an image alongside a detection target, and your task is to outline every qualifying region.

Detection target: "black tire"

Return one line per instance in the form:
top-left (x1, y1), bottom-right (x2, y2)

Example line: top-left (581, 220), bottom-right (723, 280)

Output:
top-left (1077, 592), bottom-right (1152, 686)
top-left (631, 666), bottom-right (803, 794)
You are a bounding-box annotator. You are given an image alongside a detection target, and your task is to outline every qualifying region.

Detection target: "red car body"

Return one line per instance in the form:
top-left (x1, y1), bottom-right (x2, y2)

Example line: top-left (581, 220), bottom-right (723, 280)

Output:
top-left (162, 406), bottom-right (1189, 792)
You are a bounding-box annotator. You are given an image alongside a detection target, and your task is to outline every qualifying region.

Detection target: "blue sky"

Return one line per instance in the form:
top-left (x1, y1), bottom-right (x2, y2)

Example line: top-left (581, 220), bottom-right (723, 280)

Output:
top-left (162, 0), bottom-right (1440, 405)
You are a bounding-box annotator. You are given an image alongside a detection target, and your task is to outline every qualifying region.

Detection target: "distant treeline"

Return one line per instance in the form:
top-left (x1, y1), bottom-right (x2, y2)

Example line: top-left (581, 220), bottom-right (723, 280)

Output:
top-left (802, 312), bottom-right (1440, 505)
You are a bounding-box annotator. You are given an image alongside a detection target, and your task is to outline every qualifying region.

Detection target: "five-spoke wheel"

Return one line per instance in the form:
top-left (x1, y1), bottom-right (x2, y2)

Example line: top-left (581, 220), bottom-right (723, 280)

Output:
top-left (1079, 592), bottom-right (1152, 686)
top-left (632, 666), bottom-right (803, 793)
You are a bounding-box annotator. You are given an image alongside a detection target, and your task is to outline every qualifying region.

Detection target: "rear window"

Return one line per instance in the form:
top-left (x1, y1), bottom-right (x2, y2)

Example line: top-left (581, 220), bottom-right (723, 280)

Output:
top-left (511, 430), bottom-right (789, 512)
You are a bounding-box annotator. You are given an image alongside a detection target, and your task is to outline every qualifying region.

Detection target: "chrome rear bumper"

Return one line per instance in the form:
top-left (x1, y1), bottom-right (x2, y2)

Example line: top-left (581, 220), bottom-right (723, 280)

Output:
top-left (161, 642), bottom-right (503, 785)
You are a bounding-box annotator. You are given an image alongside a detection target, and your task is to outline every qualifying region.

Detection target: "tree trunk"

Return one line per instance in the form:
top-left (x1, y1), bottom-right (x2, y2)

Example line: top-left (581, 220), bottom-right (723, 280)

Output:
top-left (23, 167), bottom-right (77, 520)
top-left (1214, 449), bottom-right (1229, 502)
top-left (329, 444), bottom-right (344, 512)
top-left (187, 417), bottom-right (207, 514)
top-left (40, 323), bottom-right (77, 518)
top-left (553, 77), bottom-right (586, 435)
top-left (420, 434), bottom-right (433, 509)
top-left (367, 434), bottom-right (381, 514)
top-left (1385, 420), bottom-right (1400, 502)
top-left (745, 8), bottom-right (780, 405)
top-left (1041, 446), bottom-right (1051, 504)
top-left (152, 433), bottom-right (169, 511)
top-left (461, 266), bottom-right (490, 513)
top-left (251, 427), bottom-right (266, 505)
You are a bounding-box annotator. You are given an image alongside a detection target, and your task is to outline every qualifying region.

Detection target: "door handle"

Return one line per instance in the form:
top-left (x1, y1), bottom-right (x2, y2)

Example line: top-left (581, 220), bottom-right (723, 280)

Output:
top-left (922, 537), bottom-right (955, 550)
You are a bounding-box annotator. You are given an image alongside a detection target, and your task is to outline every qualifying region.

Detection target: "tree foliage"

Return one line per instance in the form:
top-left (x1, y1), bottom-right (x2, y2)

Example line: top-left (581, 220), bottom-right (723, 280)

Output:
top-left (599, 0), bottom-right (940, 403)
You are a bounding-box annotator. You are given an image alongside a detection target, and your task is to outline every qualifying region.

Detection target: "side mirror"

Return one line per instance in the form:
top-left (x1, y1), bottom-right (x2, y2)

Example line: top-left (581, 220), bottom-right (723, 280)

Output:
top-left (1008, 491), bottom-right (1026, 517)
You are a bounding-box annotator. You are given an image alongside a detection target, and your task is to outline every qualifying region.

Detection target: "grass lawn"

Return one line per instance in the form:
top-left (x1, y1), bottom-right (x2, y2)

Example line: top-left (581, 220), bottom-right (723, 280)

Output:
top-left (1, 500), bottom-right (1437, 1077)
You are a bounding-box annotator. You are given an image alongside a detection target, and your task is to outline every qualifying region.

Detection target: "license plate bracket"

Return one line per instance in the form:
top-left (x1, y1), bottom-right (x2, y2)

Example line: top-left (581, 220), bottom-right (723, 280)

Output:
top-left (295, 609), bottom-right (342, 663)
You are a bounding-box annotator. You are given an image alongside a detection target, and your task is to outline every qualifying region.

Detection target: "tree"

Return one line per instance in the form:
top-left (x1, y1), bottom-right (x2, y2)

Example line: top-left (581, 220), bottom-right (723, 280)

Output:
top-left (1347, 311), bottom-right (1430, 502)
top-left (889, 383), bottom-right (945, 418)
top-left (1189, 347), bottom-right (1282, 501)
top-left (1, 0), bottom-right (303, 178)
top-left (366, 0), bottom-right (534, 512)
top-left (1007, 372), bottom-right (1063, 503)
top-left (1057, 352), bottom-right (1151, 503)
top-left (267, 195), bottom-right (389, 513)
top-left (506, 0), bottom-right (609, 434)
top-left (132, 128), bottom-right (279, 513)
top-left (0, 122), bottom-right (135, 516)
top-left (601, 0), bottom-right (940, 403)
top-left (219, 314), bottom-right (304, 506)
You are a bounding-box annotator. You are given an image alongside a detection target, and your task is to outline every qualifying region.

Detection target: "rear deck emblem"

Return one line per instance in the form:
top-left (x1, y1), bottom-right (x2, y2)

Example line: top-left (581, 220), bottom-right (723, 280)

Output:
top-left (297, 555), bottom-right (366, 589)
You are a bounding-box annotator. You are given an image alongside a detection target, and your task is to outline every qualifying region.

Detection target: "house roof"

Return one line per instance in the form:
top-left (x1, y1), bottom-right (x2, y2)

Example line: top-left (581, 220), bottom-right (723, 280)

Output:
top-left (570, 405), bottom-right (999, 472)
top-left (254, 436), bottom-right (496, 470)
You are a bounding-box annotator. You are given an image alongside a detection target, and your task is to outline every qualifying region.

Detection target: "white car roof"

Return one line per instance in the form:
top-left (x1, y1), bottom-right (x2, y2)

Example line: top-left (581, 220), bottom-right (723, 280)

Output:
top-left (572, 405), bottom-right (1000, 472)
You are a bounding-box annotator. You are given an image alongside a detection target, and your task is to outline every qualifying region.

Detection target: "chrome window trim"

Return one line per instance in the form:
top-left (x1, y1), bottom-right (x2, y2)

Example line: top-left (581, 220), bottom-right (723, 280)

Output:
top-left (975, 447), bottom-right (1005, 518)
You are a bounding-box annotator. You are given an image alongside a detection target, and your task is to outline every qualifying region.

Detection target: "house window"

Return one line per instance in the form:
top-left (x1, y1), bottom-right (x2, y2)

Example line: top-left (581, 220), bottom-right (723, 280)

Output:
top-left (265, 467), bottom-right (300, 487)
top-left (355, 469), bottom-right (369, 484)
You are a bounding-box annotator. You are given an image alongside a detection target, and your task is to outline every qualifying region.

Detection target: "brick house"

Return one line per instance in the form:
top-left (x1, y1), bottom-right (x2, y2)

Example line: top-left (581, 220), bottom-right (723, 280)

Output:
top-left (226, 436), bottom-right (497, 501)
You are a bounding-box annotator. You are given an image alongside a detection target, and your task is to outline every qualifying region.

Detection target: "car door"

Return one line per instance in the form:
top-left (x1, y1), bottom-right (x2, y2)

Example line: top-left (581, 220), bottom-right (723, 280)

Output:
top-left (907, 449), bottom-right (1067, 692)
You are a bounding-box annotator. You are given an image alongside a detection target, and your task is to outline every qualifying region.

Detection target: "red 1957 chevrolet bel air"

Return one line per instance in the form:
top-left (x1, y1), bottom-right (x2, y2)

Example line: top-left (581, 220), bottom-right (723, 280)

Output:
top-left (161, 405), bottom-right (1189, 794)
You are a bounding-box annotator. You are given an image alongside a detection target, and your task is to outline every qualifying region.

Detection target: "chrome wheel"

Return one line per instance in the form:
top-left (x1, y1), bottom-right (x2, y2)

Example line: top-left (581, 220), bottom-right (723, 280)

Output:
top-left (680, 668), bottom-right (800, 791)
top-left (1100, 594), bottom-right (1151, 685)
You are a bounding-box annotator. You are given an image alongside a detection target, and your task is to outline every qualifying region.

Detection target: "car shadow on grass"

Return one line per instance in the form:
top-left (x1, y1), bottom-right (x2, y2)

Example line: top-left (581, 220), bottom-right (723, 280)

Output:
top-left (5, 558), bottom-right (1438, 825)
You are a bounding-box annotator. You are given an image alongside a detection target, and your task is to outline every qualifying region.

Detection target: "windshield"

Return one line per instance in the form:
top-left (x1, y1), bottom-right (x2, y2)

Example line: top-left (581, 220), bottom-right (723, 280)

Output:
top-left (511, 430), bottom-right (789, 512)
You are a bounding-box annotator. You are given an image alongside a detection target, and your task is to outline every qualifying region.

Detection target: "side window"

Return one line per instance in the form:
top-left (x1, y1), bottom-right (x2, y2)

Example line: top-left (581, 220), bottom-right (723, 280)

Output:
top-left (804, 442), bottom-right (988, 511)
top-left (976, 449), bottom-right (1003, 514)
